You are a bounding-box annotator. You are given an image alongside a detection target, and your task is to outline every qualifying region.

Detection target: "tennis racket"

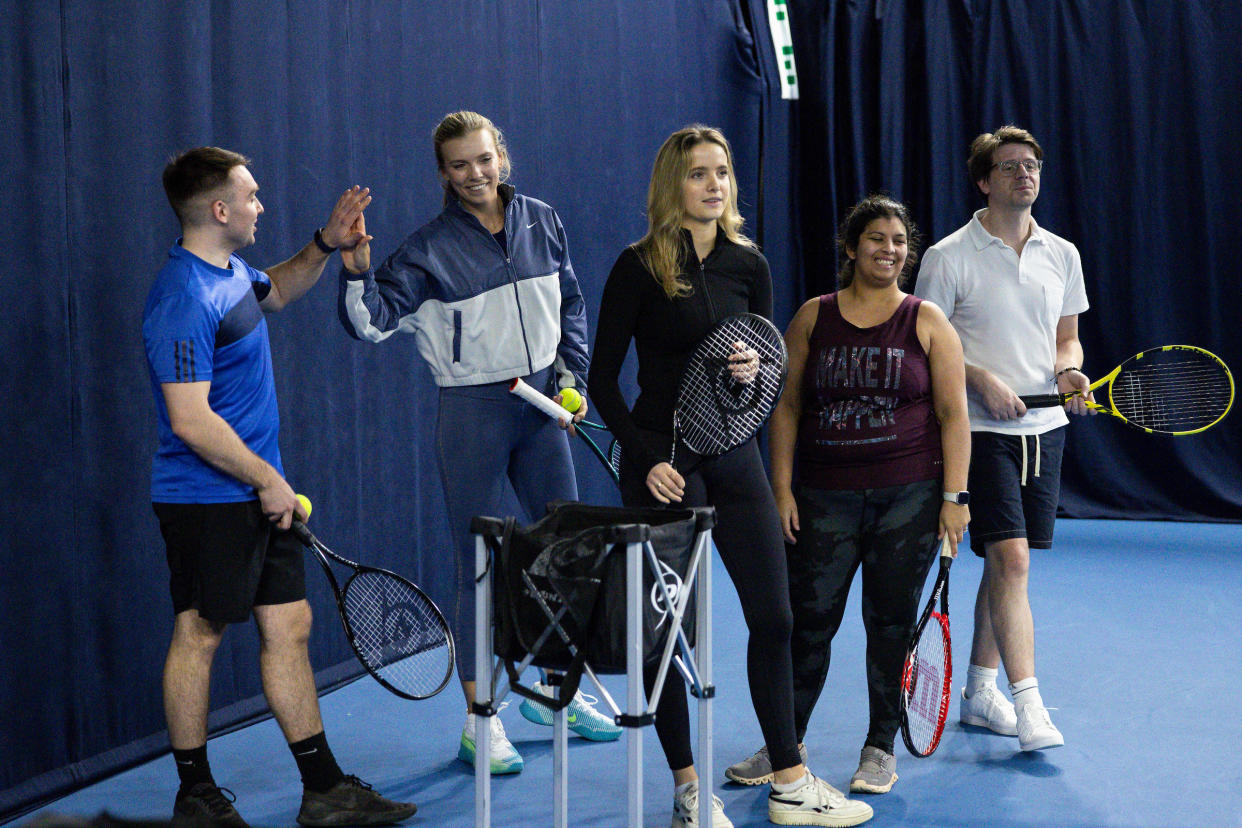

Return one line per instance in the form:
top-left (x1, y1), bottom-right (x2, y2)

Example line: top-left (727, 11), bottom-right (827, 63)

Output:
top-left (900, 535), bottom-right (953, 758)
top-left (575, 421), bottom-right (623, 484)
top-left (509, 377), bottom-right (623, 484)
top-left (1019, 345), bottom-right (1234, 435)
top-left (669, 312), bottom-right (788, 473)
top-left (291, 519), bottom-right (455, 700)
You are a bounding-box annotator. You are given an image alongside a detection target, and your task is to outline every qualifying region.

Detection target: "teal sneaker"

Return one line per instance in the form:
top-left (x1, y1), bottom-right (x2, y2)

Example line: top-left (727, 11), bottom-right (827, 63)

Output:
top-left (518, 681), bottom-right (622, 742)
top-left (458, 703), bottom-right (524, 774)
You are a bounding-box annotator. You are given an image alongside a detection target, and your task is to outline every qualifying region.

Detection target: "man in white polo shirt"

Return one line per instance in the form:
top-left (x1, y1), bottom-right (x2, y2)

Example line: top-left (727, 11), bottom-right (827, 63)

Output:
top-left (915, 125), bottom-right (1092, 752)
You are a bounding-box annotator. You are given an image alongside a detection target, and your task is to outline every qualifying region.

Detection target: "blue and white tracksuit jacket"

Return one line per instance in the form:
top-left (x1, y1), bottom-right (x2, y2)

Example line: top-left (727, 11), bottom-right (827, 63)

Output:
top-left (337, 184), bottom-right (589, 392)
top-left (337, 185), bottom-right (587, 680)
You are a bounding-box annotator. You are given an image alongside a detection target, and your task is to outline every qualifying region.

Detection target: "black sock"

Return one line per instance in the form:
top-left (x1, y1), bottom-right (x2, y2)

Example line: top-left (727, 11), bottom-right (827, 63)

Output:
top-left (289, 731), bottom-right (345, 793)
top-left (172, 745), bottom-right (214, 792)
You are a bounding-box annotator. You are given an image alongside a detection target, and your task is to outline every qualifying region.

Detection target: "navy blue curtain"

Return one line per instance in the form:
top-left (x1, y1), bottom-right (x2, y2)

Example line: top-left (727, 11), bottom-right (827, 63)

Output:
top-left (0, 0), bottom-right (796, 818)
top-left (5, 0), bottom-right (1241, 819)
top-left (788, 0), bottom-right (1242, 520)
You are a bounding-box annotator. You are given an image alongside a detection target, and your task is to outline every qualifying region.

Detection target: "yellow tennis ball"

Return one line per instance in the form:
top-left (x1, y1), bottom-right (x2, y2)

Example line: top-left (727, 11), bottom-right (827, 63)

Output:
top-left (559, 387), bottom-right (582, 413)
top-left (295, 494), bottom-right (312, 519)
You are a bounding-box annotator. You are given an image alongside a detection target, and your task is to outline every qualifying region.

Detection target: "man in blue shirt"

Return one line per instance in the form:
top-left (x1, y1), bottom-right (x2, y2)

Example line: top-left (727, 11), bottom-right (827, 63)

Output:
top-left (144, 146), bottom-right (414, 826)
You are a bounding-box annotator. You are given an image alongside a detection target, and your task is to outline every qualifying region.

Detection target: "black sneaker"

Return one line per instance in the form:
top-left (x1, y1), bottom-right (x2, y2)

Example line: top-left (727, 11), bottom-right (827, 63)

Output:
top-left (296, 775), bottom-right (417, 826)
top-left (172, 783), bottom-right (250, 827)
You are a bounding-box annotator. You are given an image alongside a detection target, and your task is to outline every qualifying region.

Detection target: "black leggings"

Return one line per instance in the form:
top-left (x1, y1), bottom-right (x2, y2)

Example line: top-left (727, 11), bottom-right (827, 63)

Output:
top-left (787, 479), bottom-right (941, 753)
top-left (620, 433), bottom-right (800, 772)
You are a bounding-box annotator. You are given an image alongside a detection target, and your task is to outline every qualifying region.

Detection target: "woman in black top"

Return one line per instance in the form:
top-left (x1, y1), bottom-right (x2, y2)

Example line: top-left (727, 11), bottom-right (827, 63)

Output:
top-left (589, 126), bottom-right (873, 828)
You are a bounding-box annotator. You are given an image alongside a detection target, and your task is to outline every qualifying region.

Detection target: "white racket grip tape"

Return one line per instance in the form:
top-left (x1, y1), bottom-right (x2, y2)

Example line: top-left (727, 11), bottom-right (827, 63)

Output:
top-left (509, 377), bottom-right (569, 422)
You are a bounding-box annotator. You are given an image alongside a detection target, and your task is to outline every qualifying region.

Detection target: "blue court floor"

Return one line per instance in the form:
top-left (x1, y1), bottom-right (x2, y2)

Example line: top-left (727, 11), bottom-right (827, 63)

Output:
top-left (12, 519), bottom-right (1242, 827)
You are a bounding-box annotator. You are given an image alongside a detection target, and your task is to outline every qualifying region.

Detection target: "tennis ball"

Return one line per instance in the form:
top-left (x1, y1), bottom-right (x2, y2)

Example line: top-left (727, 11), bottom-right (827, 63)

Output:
top-left (296, 494), bottom-right (312, 519)
top-left (559, 387), bottom-right (582, 413)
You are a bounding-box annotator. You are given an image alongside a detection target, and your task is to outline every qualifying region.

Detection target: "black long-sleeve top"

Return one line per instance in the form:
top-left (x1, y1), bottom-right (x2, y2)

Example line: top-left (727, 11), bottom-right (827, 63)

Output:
top-left (587, 227), bottom-right (774, 474)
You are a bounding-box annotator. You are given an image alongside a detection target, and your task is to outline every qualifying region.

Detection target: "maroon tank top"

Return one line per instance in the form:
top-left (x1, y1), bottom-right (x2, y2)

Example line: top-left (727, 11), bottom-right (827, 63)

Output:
top-left (797, 293), bottom-right (943, 489)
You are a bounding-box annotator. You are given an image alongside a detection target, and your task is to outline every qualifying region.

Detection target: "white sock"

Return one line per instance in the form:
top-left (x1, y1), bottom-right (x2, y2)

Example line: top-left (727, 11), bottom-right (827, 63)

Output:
top-left (965, 664), bottom-right (1000, 698)
top-left (772, 772), bottom-right (811, 793)
top-left (1009, 677), bottom-right (1043, 711)
top-left (675, 780), bottom-right (696, 797)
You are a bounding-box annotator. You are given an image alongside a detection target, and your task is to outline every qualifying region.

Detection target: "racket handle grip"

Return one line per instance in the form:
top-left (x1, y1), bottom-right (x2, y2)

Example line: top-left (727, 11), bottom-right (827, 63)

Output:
top-left (1019, 393), bottom-right (1067, 408)
top-left (290, 520), bottom-right (313, 545)
top-left (509, 377), bottom-right (570, 421)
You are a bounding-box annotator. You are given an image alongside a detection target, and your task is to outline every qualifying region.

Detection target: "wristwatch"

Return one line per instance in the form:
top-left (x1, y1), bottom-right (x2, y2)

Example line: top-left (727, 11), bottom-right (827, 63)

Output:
top-left (943, 491), bottom-right (970, 505)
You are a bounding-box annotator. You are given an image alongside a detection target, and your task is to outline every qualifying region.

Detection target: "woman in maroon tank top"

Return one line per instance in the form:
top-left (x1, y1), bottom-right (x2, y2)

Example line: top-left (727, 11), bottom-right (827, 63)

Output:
top-left (761, 196), bottom-right (968, 794)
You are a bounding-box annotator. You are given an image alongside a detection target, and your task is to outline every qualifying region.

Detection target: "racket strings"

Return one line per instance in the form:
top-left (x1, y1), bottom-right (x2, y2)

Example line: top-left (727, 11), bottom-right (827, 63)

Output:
top-left (1109, 359), bottom-right (1233, 429)
top-left (344, 571), bottom-right (451, 695)
top-left (608, 439), bottom-right (623, 476)
top-left (903, 614), bottom-right (951, 755)
top-left (676, 316), bottom-right (786, 456)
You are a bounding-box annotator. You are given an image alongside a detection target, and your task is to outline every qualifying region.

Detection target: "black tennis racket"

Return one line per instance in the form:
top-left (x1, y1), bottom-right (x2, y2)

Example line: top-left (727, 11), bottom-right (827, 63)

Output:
top-left (573, 420), bottom-right (622, 484)
top-left (1019, 345), bottom-right (1234, 435)
top-left (669, 312), bottom-right (788, 473)
top-left (900, 536), bottom-right (953, 758)
top-left (291, 520), bottom-right (455, 700)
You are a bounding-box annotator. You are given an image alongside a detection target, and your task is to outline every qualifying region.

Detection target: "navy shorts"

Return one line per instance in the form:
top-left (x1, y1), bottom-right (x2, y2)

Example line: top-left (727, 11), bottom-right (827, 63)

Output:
top-left (967, 427), bottom-right (1066, 557)
top-left (153, 500), bottom-right (306, 623)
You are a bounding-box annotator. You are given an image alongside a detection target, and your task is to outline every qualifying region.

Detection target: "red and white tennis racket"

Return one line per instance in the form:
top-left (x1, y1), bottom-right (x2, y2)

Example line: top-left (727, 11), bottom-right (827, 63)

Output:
top-left (900, 535), bottom-right (953, 757)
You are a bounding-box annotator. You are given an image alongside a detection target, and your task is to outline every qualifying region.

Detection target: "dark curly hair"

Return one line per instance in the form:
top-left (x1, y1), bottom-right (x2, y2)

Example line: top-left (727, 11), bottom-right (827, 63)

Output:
top-left (836, 194), bottom-right (921, 289)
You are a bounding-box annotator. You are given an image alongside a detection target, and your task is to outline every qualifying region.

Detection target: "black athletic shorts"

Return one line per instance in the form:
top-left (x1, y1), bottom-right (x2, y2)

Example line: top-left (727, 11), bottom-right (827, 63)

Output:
top-left (153, 500), bottom-right (306, 623)
top-left (967, 427), bottom-right (1066, 558)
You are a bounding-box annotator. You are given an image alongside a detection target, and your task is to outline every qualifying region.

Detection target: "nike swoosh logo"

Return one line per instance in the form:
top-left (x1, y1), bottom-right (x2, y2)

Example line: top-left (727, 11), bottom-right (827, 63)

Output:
top-left (176, 760), bottom-right (195, 765)
top-left (567, 712), bottom-right (577, 723)
top-left (527, 221), bottom-right (538, 229)
top-left (295, 748), bottom-right (318, 756)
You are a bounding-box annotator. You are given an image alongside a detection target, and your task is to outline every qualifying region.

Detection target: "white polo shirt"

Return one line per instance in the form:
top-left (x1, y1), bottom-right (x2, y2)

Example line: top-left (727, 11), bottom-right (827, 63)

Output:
top-left (914, 209), bottom-right (1089, 435)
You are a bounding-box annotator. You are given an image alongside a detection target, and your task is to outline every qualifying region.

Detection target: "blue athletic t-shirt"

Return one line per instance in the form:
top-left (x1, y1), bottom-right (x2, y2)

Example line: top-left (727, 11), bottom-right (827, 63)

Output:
top-left (143, 243), bottom-right (284, 502)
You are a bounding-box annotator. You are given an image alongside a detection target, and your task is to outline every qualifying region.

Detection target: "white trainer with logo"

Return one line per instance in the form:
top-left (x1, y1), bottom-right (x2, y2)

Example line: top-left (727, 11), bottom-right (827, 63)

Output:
top-left (768, 773), bottom-right (873, 827)
top-left (1016, 703), bottom-right (1064, 751)
top-left (959, 685), bottom-right (1019, 736)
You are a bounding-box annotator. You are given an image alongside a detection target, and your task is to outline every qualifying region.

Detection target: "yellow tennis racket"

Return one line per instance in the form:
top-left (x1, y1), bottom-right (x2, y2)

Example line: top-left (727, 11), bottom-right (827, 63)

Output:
top-left (1020, 345), bottom-right (1234, 435)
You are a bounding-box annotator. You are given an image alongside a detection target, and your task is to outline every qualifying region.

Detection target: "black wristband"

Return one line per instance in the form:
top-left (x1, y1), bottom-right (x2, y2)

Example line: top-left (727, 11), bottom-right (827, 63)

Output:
top-left (313, 227), bottom-right (338, 255)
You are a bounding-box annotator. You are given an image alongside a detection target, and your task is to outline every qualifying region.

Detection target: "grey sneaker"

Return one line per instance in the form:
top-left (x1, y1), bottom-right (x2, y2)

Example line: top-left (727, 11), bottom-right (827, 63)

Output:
top-left (848, 746), bottom-right (897, 794)
top-left (724, 743), bottom-right (809, 785)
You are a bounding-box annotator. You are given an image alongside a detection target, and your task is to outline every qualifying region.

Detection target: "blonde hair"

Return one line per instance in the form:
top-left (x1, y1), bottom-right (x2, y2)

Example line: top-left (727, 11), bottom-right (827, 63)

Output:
top-left (634, 125), bottom-right (754, 299)
top-left (432, 111), bottom-right (511, 206)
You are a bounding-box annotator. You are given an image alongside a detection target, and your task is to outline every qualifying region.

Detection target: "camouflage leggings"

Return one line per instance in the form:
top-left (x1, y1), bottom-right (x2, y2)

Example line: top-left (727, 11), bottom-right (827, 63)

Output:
top-left (787, 478), bottom-right (941, 752)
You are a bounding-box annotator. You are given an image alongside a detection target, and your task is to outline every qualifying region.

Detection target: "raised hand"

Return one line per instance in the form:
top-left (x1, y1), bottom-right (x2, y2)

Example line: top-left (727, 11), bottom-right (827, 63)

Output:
top-left (340, 210), bottom-right (373, 273)
top-left (322, 186), bottom-right (372, 251)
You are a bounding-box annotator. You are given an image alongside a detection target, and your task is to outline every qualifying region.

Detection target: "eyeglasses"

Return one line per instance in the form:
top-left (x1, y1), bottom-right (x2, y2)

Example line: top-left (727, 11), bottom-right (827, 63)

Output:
top-left (991, 159), bottom-right (1044, 176)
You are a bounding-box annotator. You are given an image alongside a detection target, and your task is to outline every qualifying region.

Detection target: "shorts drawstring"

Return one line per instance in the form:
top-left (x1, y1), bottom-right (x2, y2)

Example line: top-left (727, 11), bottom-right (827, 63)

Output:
top-left (1019, 434), bottom-right (1043, 487)
top-left (1020, 435), bottom-right (1028, 486)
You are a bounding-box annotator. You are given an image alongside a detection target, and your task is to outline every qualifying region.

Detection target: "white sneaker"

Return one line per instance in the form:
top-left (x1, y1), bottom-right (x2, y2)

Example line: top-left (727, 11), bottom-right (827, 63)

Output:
top-left (1016, 704), bottom-right (1064, 751)
top-left (768, 773), bottom-right (873, 827)
top-left (959, 685), bottom-right (1018, 736)
top-left (458, 702), bottom-right (524, 774)
top-left (671, 780), bottom-right (733, 828)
